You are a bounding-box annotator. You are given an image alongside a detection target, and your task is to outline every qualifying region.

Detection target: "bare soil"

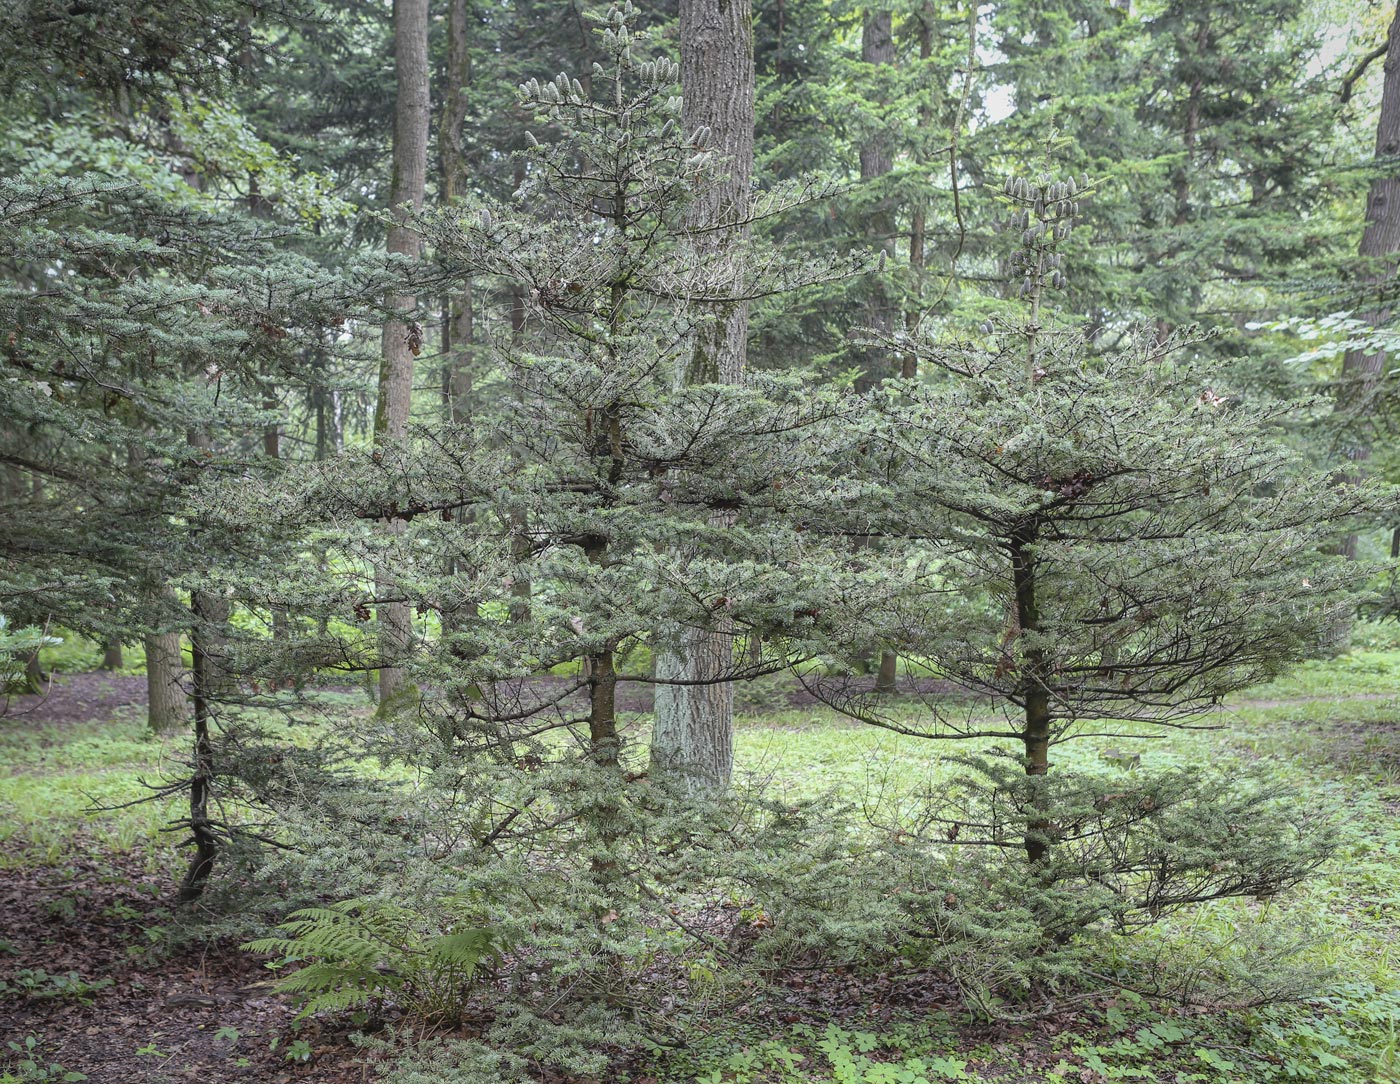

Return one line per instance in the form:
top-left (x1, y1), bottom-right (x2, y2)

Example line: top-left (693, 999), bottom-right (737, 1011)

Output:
top-left (0, 844), bottom-right (378, 1083)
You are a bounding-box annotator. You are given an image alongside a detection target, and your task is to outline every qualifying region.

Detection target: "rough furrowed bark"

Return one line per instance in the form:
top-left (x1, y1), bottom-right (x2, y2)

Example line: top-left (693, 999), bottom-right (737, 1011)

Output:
top-left (374, 0), bottom-right (430, 706)
top-left (101, 637), bottom-right (124, 671)
top-left (1339, 7), bottom-right (1400, 558)
top-left (145, 587), bottom-right (189, 735)
top-left (651, 0), bottom-right (755, 792)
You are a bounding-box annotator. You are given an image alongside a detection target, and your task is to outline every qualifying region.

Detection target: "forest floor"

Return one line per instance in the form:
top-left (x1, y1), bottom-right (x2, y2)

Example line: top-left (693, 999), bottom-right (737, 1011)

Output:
top-left (3, 651), bottom-right (1400, 1083)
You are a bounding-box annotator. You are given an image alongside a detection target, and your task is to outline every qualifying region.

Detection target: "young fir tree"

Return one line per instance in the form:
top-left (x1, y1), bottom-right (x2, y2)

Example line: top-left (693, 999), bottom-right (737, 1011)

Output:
top-left (0, 0), bottom-right (367, 896)
top-left (811, 160), bottom-right (1379, 937)
top-left (211, 3), bottom-right (863, 777)
top-left (190, 21), bottom-right (897, 1060)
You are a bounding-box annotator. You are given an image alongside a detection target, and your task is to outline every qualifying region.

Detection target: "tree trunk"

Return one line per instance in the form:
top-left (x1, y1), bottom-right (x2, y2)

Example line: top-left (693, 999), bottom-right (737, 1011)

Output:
top-left (856, 7), bottom-right (896, 393)
top-left (653, 631), bottom-right (734, 787)
top-left (584, 540), bottom-right (621, 770)
top-left (252, 172), bottom-right (286, 650)
top-left (101, 638), bottom-right (124, 671)
top-left (145, 593), bottom-right (188, 734)
top-left (903, 1), bottom-right (935, 378)
top-left (440, 0), bottom-right (474, 428)
top-left (177, 592), bottom-right (219, 902)
top-left (857, 8), bottom-right (900, 690)
top-left (1010, 528), bottom-right (1052, 864)
top-left (438, 0), bottom-right (475, 635)
top-left (1339, 7), bottom-right (1400, 558)
top-left (506, 160), bottom-right (533, 626)
top-left (263, 393), bottom-right (290, 643)
top-left (1154, 14), bottom-right (1206, 345)
top-left (374, 0), bottom-right (430, 705)
top-left (187, 430), bottom-right (233, 695)
top-left (23, 648), bottom-right (46, 694)
top-left (676, 0), bottom-right (754, 388)
top-left (651, 0), bottom-right (755, 792)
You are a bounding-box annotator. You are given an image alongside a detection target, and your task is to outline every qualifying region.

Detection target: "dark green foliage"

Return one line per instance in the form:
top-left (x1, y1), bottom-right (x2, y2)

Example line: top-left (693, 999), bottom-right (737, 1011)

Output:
top-left (1, 0), bottom-right (1395, 1075)
top-left (0, 174), bottom-right (355, 638)
top-left (0, 0), bottom-right (309, 101)
top-left (240, 745), bottom-right (913, 1075)
top-left (897, 755), bottom-right (1335, 936)
top-left (201, 5), bottom-right (864, 756)
top-left (985, 0), bottom-right (1348, 337)
top-left (820, 165), bottom-right (1377, 742)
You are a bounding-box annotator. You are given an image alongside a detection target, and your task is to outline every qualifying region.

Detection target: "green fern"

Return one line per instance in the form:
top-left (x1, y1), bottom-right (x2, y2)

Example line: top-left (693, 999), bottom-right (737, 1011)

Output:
top-left (242, 896), bottom-right (499, 1022)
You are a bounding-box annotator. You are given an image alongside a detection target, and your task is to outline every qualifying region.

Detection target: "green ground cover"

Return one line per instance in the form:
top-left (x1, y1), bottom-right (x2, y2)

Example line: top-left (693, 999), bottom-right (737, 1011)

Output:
top-left (2, 645), bottom-right (1399, 1082)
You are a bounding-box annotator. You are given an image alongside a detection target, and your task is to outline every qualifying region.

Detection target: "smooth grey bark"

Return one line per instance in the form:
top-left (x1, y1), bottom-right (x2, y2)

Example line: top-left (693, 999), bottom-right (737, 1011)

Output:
top-left (1340, 8), bottom-right (1400, 558)
top-left (374, 0), bottom-right (430, 704)
top-left (651, 0), bottom-right (756, 792)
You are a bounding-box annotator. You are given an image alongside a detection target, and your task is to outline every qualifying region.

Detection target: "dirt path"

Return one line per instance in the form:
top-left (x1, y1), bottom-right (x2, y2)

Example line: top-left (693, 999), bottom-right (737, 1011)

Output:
top-left (0, 845), bottom-right (378, 1083)
top-left (2, 672), bottom-right (149, 727)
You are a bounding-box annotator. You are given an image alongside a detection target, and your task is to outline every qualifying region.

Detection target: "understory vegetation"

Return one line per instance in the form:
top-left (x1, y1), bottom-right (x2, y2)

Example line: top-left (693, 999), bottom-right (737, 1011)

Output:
top-left (4, 636), bottom-right (1400, 1082)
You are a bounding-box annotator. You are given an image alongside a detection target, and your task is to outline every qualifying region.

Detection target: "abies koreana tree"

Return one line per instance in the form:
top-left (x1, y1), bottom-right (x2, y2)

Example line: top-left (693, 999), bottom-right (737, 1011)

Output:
top-left (205, 2), bottom-right (868, 777)
top-left (0, 0), bottom-right (363, 898)
top-left (807, 159), bottom-right (1383, 942)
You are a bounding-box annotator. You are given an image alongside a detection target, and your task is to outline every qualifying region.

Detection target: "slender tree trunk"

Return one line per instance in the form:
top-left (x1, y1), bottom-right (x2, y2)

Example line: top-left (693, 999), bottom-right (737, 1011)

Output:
top-left (651, 0), bottom-right (755, 792)
top-left (313, 352), bottom-right (328, 462)
top-left (856, 7), bottom-right (896, 393)
top-left (262, 398), bottom-right (290, 643)
top-left (440, 0), bottom-right (474, 428)
top-left (177, 593), bottom-right (218, 902)
top-left (861, 7), bottom-right (900, 691)
top-left (1010, 528), bottom-right (1052, 864)
top-left (374, 0), bottom-right (430, 705)
top-left (506, 160), bottom-right (534, 625)
top-left (585, 546), bottom-right (621, 768)
top-left (903, 1), bottom-right (935, 378)
top-left (186, 430), bottom-right (232, 695)
top-left (1154, 17), bottom-right (1206, 344)
top-left (1340, 7), bottom-right (1400, 558)
top-left (439, 0), bottom-right (475, 636)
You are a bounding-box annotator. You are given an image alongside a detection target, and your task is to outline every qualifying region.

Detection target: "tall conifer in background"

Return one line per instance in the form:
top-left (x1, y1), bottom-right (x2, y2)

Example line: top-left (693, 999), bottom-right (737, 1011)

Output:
top-left (373, 0), bottom-right (431, 706)
top-left (1338, 5), bottom-right (1400, 558)
top-left (651, 0), bottom-right (758, 791)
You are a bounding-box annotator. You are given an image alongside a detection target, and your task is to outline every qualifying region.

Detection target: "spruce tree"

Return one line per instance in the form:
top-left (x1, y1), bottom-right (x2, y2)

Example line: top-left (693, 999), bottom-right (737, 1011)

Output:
top-left (0, 0), bottom-right (363, 893)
